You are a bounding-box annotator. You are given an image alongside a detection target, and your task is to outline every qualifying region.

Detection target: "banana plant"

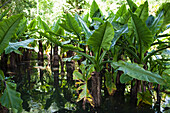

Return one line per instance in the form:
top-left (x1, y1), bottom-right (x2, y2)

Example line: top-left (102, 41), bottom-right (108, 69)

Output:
top-left (0, 13), bottom-right (24, 112)
top-left (109, 0), bottom-right (169, 106)
top-left (73, 64), bottom-right (95, 108)
top-left (0, 70), bottom-right (23, 113)
top-left (0, 14), bottom-right (23, 55)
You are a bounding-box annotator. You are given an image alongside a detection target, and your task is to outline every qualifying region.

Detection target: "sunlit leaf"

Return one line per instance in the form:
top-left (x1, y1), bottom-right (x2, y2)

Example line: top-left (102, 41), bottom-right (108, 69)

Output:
top-left (73, 70), bottom-right (84, 81)
top-left (114, 4), bottom-right (127, 21)
top-left (129, 11), bottom-right (153, 57)
top-left (127, 0), bottom-right (138, 12)
top-left (87, 21), bottom-right (114, 52)
top-left (5, 38), bottom-right (35, 54)
top-left (0, 14), bottom-right (23, 55)
top-left (75, 14), bottom-right (92, 40)
top-left (135, 1), bottom-right (148, 22)
top-left (90, 0), bottom-right (102, 18)
top-left (112, 61), bottom-right (165, 85)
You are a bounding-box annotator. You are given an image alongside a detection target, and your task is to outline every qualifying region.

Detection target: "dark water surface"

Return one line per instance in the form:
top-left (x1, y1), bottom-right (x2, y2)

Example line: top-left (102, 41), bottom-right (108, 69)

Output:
top-left (11, 60), bottom-right (170, 113)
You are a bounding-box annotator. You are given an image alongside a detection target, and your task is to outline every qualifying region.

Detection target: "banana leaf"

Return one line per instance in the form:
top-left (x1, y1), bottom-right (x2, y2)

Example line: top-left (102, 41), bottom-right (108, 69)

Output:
top-left (135, 1), bottom-right (148, 22)
top-left (5, 38), bottom-right (35, 54)
top-left (127, 0), bottom-right (138, 12)
top-left (112, 61), bottom-right (165, 85)
top-left (0, 70), bottom-right (23, 113)
top-left (90, 0), bottom-right (102, 18)
top-left (129, 11), bottom-right (153, 59)
top-left (0, 14), bottom-right (23, 55)
top-left (87, 21), bottom-right (114, 52)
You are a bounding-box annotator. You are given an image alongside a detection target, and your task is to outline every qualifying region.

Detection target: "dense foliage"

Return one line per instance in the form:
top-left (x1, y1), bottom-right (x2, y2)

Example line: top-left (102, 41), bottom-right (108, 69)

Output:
top-left (0, 0), bottom-right (169, 112)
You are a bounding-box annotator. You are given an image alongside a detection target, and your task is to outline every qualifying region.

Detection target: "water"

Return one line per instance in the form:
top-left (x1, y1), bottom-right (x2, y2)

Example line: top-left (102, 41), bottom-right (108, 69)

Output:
top-left (10, 60), bottom-right (170, 113)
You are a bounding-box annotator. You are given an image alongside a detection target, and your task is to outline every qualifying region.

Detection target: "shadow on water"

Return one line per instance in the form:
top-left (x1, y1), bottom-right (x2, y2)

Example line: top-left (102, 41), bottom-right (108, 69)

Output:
top-left (12, 60), bottom-right (170, 113)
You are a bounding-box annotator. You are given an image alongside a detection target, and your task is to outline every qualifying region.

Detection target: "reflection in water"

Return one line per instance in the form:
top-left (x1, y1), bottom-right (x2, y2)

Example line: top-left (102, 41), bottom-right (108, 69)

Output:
top-left (13, 60), bottom-right (170, 113)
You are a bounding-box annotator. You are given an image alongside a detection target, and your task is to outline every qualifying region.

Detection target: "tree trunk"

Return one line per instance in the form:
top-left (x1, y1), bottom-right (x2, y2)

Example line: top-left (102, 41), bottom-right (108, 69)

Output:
top-left (130, 79), bottom-right (141, 106)
top-left (10, 52), bottom-right (17, 72)
top-left (115, 71), bottom-right (125, 101)
top-left (92, 72), bottom-right (101, 107)
top-left (0, 53), bottom-right (8, 74)
top-left (38, 40), bottom-right (44, 82)
top-left (53, 45), bottom-right (59, 87)
top-left (66, 50), bottom-right (75, 84)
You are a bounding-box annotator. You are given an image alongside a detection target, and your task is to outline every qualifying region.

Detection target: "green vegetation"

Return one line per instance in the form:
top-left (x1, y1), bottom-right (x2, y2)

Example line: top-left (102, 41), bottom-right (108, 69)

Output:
top-left (0, 0), bottom-right (170, 112)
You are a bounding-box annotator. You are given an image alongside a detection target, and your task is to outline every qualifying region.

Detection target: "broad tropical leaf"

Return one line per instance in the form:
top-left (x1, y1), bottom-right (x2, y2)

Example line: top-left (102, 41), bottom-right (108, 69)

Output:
top-left (90, 0), bottom-right (102, 18)
top-left (0, 80), bottom-right (23, 113)
top-left (60, 13), bottom-right (81, 36)
top-left (73, 70), bottom-right (84, 81)
top-left (111, 24), bottom-right (128, 48)
top-left (129, 11), bottom-right (153, 58)
top-left (135, 1), bottom-right (148, 22)
top-left (75, 14), bottom-right (92, 40)
top-left (5, 38), bottom-right (35, 54)
top-left (118, 11), bottom-right (131, 24)
top-left (111, 61), bottom-right (165, 85)
top-left (150, 10), bottom-right (164, 35)
top-left (114, 4), bottom-right (127, 21)
top-left (51, 19), bottom-right (60, 33)
top-left (16, 17), bottom-right (27, 36)
top-left (120, 74), bottom-right (133, 84)
top-left (0, 14), bottom-right (23, 55)
top-left (37, 16), bottom-right (50, 31)
top-left (27, 19), bottom-right (37, 30)
top-left (87, 21), bottom-right (114, 52)
top-left (127, 0), bottom-right (138, 12)
top-left (73, 65), bottom-right (94, 107)
top-left (157, 3), bottom-right (170, 29)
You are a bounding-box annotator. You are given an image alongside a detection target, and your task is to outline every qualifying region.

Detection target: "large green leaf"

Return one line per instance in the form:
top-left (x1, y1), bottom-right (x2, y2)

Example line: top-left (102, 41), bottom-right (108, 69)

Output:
top-left (111, 24), bottom-right (128, 48)
top-left (60, 13), bottom-right (81, 36)
top-left (111, 61), bottom-right (165, 85)
top-left (73, 70), bottom-right (85, 81)
top-left (27, 18), bottom-right (37, 30)
top-left (157, 3), bottom-right (170, 29)
top-left (118, 11), bottom-right (131, 24)
top-left (0, 14), bottom-right (23, 55)
top-left (37, 16), bottom-right (50, 31)
top-left (129, 11), bottom-right (153, 59)
top-left (90, 0), bottom-right (101, 18)
top-left (51, 19), bottom-right (60, 33)
top-left (127, 0), bottom-right (138, 12)
top-left (114, 4), bottom-right (127, 21)
top-left (5, 38), bottom-right (35, 54)
top-left (0, 82), bottom-right (23, 113)
top-left (135, 1), bottom-right (148, 22)
top-left (16, 17), bottom-right (27, 36)
top-left (75, 13), bottom-right (92, 40)
top-left (87, 21), bottom-right (114, 52)
top-left (120, 74), bottom-right (133, 84)
top-left (150, 10), bottom-right (164, 35)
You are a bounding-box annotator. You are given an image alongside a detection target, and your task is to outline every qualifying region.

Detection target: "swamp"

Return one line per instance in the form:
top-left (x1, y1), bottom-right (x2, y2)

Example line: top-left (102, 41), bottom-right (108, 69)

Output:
top-left (0, 0), bottom-right (170, 112)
